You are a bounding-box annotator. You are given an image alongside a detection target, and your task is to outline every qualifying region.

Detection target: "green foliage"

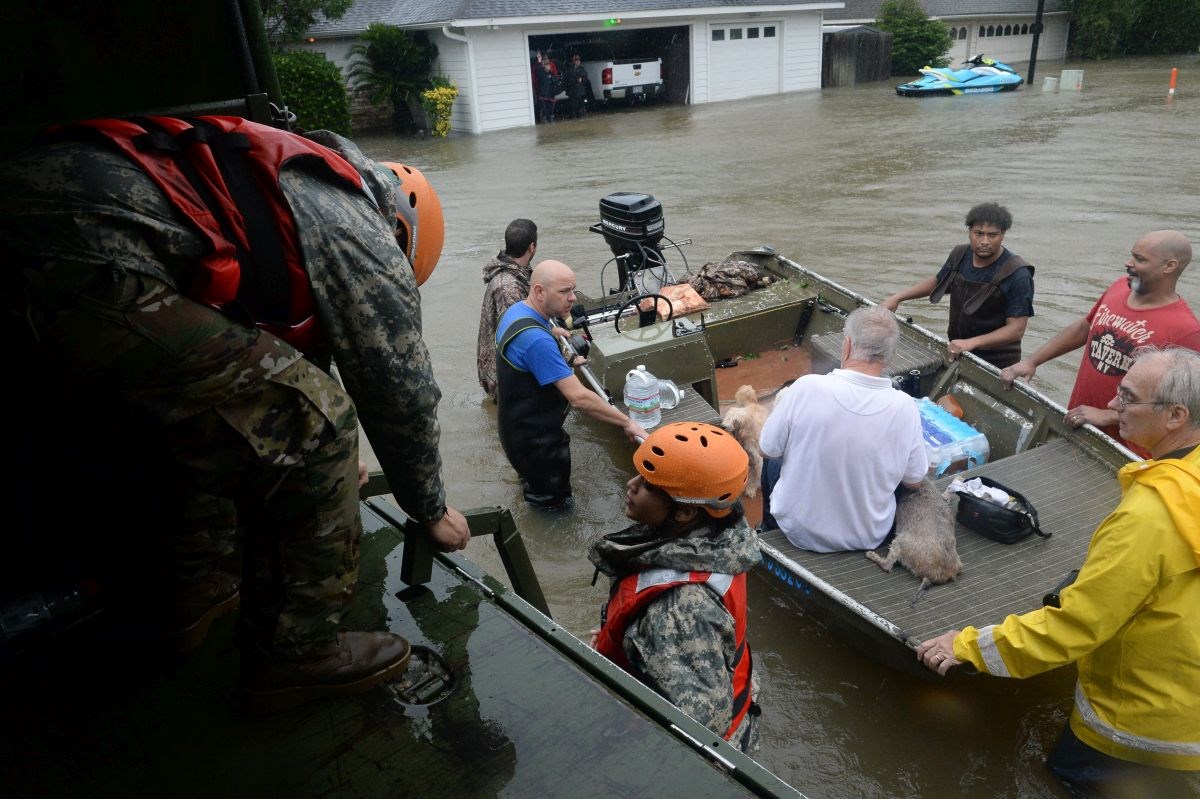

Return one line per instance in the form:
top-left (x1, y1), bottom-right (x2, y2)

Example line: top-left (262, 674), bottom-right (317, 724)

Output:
top-left (347, 25), bottom-right (439, 132)
top-left (875, 0), bottom-right (952, 76)
top-left (1068, 0), bottom-right (1138, 58)
top-left (274, 50), bottom-right (351, 135)
top-left (1069, 0), bottom-right (1200, 58)
top-left (260, 0), bottom-right (353, 45)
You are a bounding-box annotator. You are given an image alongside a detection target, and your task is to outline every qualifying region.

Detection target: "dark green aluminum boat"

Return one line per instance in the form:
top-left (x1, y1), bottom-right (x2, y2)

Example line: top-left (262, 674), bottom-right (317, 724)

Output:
top-left (571, 246), bottom-right (1132, 675)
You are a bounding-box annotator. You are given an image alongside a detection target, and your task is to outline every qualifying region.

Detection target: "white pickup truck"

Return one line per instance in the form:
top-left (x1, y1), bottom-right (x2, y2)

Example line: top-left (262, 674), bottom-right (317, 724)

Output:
top-left (562, 41), bottom-right (662, 104)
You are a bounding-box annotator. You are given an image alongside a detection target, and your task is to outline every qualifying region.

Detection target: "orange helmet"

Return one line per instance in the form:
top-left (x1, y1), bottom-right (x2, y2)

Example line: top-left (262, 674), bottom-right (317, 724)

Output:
top-left (380, 161), bottom-right (444, 286)
top-left (634, 422), bottom-right (749, 517)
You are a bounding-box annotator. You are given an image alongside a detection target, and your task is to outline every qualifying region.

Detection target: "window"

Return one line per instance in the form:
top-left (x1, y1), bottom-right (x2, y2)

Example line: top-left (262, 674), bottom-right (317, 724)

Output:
top-left (979, 26), bottom-right (986, 38)
top-left (986, 25), bottom-right (995, 36)
top-left (949, 27), bottom-right (957, 40)
top-left (960, 27), bottom-right (967, 40)
top-left (712, 29), bottom-right (725, 41)
top-left (764, 26), bottom-right (776, 37)
top-left (1004, 25), bottom-right (1012, 36)
top-left (748, 27), bottom-right (759, 39)
top-left (730, 28), bottom-right (743, 40)
top-left (1021, 24), bottom-right (1029, 35)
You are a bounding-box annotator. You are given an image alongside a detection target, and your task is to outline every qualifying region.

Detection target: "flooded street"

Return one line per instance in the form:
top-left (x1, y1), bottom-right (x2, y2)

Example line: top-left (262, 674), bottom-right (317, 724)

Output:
top-left (355, 54), bottom-right (1200, 798)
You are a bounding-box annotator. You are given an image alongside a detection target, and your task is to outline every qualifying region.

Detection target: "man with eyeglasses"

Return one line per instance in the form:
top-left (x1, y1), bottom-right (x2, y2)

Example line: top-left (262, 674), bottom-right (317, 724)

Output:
top-left (918, 346), bottom-right (1200, 796)
top-left (1001, 230), bottom-right (1200, 456)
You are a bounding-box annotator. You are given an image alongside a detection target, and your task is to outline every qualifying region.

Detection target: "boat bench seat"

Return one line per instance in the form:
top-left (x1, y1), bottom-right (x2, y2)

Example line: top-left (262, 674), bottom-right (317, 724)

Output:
top-left (758, 438), bottom-right (1123, 651)
top-left (808, 330), bottom-right (945, 382)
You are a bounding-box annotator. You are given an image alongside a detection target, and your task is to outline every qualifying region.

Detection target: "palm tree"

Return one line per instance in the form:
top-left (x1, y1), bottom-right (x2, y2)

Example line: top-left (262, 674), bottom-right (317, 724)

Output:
top-left (347, 24), bottom-right (438, 132)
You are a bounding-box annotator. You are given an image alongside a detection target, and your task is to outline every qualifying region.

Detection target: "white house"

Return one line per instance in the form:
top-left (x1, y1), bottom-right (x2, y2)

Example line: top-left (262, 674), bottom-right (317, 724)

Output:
top-left (300, 1), bottom-right (1074, 133)
top-left (826, 1), bottom-right (1071, 66)
top-left (300, 1), bottom-right (846, 134)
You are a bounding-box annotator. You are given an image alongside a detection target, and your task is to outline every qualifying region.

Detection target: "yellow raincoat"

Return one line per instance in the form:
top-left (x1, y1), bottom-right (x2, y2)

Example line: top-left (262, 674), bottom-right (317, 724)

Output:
top-left (954, 446), bottom-right (1200, 770)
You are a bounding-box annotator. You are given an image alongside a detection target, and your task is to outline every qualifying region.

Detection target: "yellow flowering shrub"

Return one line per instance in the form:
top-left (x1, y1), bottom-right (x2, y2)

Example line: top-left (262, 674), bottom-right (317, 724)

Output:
top-left (420, 85), bottom-right (458, 137)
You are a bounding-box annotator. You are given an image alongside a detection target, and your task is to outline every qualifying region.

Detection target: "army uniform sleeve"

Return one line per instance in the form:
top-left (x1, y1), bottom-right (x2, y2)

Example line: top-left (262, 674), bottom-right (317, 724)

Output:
top-left (623, 584), bottom-right (737, 732)
top-left (280, 168), bottom-right (446, 523)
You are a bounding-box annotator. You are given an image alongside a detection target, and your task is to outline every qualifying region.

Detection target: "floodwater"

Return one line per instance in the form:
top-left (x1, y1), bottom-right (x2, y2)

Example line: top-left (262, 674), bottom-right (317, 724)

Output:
top-left (354, 54), bottom-right (1200, 798)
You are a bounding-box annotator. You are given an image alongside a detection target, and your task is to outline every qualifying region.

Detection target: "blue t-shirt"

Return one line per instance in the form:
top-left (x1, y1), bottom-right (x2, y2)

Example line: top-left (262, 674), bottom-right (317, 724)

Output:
top-left (935, 247), bottom-right (1034, 319)
top-left (496, 302), bottom-right (572, 386)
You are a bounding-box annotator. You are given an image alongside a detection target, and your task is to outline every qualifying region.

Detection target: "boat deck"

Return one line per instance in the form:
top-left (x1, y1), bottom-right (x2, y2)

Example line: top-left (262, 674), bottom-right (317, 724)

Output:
top-left (3, 501), bottom-right (801, 798)
top-left (758, 438), bottom-right (1121, 662)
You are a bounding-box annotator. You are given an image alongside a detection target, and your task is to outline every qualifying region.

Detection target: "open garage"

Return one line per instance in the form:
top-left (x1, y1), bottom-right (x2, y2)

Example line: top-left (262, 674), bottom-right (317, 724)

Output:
top-left (528, 26), bottom-right (692, 109)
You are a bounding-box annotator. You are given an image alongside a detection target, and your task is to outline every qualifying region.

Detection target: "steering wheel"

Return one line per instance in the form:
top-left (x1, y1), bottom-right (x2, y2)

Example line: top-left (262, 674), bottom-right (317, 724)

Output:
top-left (614, 293), bottom-right (674, 333)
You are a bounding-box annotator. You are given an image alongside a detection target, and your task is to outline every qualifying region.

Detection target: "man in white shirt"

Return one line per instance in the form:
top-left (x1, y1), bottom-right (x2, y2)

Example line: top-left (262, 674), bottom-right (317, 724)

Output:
top-left (760, 306), bottom-right (928, 551)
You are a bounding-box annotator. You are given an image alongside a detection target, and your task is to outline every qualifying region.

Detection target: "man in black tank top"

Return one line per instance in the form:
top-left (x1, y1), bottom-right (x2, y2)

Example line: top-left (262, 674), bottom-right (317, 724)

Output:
top-left (883, 203), bottom-right (1035, 369)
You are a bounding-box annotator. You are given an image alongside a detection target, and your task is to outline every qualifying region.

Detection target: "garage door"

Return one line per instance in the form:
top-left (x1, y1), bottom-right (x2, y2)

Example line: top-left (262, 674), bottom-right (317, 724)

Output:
top-left (708, 21), bottom-right (781, 102)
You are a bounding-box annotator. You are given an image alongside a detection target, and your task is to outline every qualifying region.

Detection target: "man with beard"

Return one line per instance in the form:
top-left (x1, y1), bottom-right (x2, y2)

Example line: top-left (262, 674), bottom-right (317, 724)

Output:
top-left (1001, 230), bottom-right (1200, 455)
top-left (477, 218), bottom-right (537, 400)
top-left (883, 202), bottom-right (1034, 368)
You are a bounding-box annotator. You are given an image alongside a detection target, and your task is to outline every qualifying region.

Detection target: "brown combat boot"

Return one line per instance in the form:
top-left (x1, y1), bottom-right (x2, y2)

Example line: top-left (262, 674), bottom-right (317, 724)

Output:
top-left (239, 631), bottom-right (411, 714)
top-left (166, 571), bottom-right (240, 655)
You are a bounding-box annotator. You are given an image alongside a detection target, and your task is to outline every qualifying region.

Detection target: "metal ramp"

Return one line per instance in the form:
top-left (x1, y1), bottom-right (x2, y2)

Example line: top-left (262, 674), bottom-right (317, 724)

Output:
top-left (758, 438), bottom-right (1123, 654)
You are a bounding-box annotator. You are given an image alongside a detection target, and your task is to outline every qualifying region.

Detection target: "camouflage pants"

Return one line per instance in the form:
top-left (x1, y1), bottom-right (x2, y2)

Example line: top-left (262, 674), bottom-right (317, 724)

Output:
top-left (17, 261), bottom-right (362, 654)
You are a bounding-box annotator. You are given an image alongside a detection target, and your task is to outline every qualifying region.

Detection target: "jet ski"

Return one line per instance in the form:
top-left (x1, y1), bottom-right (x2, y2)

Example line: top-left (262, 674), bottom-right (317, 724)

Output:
top-left (896, 54), bottom-right (1023, 96)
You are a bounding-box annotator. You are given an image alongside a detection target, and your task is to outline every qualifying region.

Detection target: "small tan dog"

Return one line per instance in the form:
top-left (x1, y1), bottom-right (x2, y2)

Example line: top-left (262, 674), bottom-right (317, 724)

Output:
top-left (721, 385), bottom-right (771, 497)
top-left (866, 479), bottom-right (962, 605)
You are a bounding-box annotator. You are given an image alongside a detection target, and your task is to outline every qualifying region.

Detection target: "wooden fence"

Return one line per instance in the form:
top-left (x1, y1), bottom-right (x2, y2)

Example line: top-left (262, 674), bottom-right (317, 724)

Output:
top-left (822, 27), bottom-right (893, 88)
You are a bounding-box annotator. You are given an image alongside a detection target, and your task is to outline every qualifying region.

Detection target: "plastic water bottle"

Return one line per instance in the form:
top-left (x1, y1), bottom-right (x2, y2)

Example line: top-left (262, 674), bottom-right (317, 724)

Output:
top-left (624, 365), bottom-right (661, 428)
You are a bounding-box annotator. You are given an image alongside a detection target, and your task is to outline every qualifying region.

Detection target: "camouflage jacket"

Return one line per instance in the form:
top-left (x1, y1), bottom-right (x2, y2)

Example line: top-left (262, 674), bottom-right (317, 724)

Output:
top-left (0, 130), bottom-right (447, 523)
top-left (476, 253), bottom-right (531, 398)
top-left (588, 517), bottom-right (761, 749)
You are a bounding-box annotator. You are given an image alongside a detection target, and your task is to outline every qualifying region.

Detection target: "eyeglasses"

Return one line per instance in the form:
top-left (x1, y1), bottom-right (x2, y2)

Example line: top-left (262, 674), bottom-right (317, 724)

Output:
top-left (1113, 391), bottom-right (1165, 410)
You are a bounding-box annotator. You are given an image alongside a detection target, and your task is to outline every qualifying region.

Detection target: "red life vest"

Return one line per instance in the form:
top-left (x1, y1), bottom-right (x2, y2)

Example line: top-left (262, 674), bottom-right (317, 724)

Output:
top-left (595, 568), bottom-right (753, 740)
top-left (65, 116), bottom-right (365, 354)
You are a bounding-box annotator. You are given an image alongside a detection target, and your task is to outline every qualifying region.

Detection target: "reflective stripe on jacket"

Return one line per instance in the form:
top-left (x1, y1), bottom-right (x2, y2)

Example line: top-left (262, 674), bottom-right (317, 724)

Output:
top-left (955, 448), bottom-right (1200, 770)
top-left (65, 116), bottom-right (364, 353)
top-left (595, 567), bottom-right (753, 740)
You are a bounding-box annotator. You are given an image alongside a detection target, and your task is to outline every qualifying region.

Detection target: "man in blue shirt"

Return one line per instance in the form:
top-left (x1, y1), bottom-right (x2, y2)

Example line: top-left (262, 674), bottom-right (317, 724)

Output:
top-left (496, 260), bottom-right (648, 507)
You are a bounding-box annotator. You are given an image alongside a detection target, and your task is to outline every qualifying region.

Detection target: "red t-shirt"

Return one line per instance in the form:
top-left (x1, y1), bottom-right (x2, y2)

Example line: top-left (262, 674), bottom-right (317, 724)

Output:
top-left (1068, 278), bottom-right (1200, 453)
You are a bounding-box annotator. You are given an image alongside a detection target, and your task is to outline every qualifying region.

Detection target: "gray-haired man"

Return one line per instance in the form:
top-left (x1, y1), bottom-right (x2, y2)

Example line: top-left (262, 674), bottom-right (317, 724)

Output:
top-left (760, 306), bottom-right (928, 550)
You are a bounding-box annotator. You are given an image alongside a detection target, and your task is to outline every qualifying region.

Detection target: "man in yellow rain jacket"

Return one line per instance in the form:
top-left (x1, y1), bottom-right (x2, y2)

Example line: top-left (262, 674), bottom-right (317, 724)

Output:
top-left (919, 345), bottom-right (1200, 796)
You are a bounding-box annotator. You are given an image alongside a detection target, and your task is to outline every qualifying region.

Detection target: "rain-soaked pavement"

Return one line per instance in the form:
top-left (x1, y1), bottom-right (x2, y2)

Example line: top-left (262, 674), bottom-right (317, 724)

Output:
top-left (353, 53), bottom-right (1200, 798)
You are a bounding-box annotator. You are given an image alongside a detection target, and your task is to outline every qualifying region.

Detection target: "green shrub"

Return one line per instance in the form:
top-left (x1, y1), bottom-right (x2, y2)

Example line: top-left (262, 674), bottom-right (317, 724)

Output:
top-left (347, 25), bottom-right (438, 132)
top-left (875, 0), bottom-right (952, 76)
top-left (1069, 0), bottom-right (1200, 58)
top-left (274, 50), bottom-right (351, 135)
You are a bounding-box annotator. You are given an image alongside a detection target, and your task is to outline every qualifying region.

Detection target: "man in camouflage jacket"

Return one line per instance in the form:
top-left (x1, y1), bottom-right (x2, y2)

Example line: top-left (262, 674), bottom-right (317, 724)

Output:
top-left (0, 125), bottom-right (468, 707)
top-left (476, 218), bottom-right (537, 399)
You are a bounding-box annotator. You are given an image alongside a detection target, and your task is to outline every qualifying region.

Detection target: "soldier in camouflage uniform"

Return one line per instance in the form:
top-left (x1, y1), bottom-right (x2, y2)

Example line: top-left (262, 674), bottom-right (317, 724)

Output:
top-left (588, 422), bottom-right (762, 753)
top-left (0, 121), bottom-right (469, 711)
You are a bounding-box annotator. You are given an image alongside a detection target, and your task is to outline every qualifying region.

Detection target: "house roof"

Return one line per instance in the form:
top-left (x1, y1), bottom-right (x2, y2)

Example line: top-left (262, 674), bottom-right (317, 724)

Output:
top-left (305, 0), bottom-right (1067, 36)
top-left (826, 1), bottom-right (1067, 22)
top-left (307, 1), bottom-right (845, 35)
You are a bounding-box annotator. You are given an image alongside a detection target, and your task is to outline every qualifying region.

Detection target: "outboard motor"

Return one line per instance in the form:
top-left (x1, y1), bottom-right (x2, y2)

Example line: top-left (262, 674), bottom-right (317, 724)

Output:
top-left (593, 192), bottom-right (667, 291)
